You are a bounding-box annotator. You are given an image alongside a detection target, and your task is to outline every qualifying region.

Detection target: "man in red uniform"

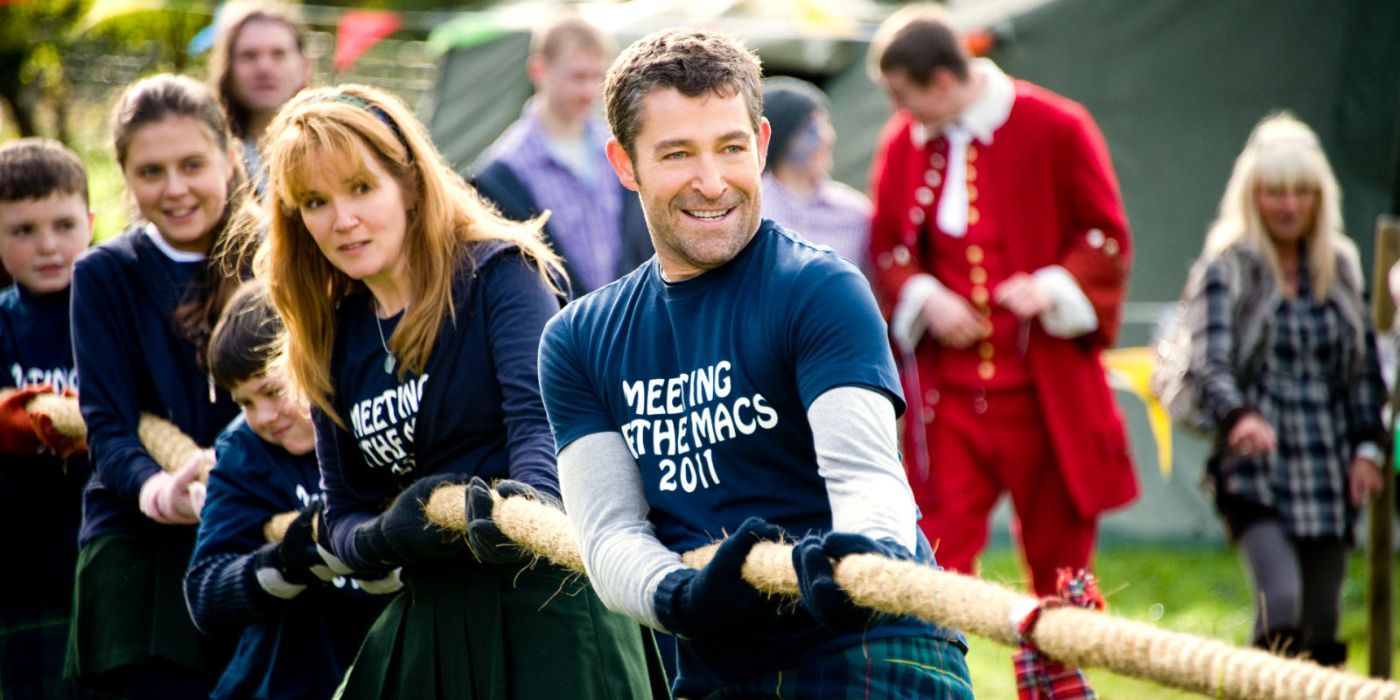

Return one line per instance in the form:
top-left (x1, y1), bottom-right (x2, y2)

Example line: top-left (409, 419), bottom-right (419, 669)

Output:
top-left (867, 5), bottom-right (1137, 596)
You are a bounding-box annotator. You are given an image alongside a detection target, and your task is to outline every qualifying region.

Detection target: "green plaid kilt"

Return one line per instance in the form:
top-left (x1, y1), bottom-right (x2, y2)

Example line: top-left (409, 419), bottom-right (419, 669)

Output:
top-left (336, 560), bottom-right (669, 700)
top-left (701, 636), bottom-right (973, 700)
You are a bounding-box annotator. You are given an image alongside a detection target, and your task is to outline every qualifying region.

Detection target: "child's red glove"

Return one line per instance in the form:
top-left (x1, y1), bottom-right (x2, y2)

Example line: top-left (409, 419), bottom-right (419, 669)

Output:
top-left (0, 385), bottom-right (49, 454)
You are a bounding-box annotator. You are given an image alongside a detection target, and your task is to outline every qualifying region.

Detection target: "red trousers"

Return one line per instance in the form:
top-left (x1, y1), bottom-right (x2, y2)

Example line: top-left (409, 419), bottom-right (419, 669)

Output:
top-left (907, 387), bottom-right (1097, 597)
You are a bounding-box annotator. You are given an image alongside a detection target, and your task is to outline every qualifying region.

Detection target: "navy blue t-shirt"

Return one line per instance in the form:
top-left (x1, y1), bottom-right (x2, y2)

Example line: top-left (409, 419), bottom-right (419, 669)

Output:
top-left (541, 220), bottom-right (953, 686)
top-left (187, 418), bottom-right (385, 700)
top-left (317, 245), bottom-right (564, 570)
top-left (541, 219), bottom-right (906, 549)
top-left (0, 283), bottom-right (88, 617)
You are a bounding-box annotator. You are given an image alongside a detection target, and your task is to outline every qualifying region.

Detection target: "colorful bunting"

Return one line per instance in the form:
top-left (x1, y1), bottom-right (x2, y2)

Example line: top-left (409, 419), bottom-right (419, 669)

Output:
top-left (334, 10), bottom-right (401, 73)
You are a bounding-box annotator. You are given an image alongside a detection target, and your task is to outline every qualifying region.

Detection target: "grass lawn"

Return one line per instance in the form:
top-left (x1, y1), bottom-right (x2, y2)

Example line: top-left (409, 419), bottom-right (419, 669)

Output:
top-left (962, 543), bottom-right (1400, 698)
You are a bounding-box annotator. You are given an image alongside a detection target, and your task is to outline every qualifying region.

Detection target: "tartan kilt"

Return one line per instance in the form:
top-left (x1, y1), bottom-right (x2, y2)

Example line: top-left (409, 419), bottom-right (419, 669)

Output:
top-left (63, 532), bottom-right (228, 689)
top-left (336, 559), bottom-right (669, 700)
top-left (702, 636), bottom-right (973, 700)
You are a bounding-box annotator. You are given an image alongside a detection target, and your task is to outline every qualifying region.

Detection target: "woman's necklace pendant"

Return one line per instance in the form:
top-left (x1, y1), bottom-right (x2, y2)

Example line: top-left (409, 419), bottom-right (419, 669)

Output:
top-left (384, 354), bottom-right (396, 375)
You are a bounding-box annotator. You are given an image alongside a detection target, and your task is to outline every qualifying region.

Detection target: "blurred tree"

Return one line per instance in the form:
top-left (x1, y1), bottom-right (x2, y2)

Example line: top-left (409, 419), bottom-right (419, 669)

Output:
top-left (0, 0), bottom-right (84, 138)
top-left (0, 0), bottom-right (208, 141)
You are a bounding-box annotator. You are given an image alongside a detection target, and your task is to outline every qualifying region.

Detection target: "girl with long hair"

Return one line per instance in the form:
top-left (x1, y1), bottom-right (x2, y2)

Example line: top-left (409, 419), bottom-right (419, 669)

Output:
top-left (65, 73), bottom-right (244, 697)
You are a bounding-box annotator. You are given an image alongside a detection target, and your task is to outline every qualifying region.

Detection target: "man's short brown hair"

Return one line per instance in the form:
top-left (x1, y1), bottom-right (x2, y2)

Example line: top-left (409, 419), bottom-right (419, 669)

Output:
top-left (869, 4), bottom-right (969, 86)
top-left (0, 138), bottom-right (89, 206)
top-left (604, 29), bottom-right (763, 158)
top-left (531, 14), bottom-right (614, 62)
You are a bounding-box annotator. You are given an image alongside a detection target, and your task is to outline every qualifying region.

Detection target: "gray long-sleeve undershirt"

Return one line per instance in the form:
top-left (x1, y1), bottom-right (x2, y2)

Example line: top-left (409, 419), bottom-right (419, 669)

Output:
top-left (558, 385), bottom-right (917, 631)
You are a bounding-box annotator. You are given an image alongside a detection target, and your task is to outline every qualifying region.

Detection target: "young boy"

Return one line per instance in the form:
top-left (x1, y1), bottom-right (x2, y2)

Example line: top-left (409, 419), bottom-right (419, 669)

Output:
top-left (0, 138), bottom-right (95, 699)
top-left (184, 281), bottom-right (391, 700)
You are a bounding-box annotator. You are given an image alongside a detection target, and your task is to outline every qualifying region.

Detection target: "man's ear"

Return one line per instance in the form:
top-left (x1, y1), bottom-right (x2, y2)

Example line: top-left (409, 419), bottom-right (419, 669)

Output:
top-left (756, 117), bottom-right (772, 173)
top-left (605, 137), bottom-right (640, 192)
top-left (526, 54), bottom-right (548, 92)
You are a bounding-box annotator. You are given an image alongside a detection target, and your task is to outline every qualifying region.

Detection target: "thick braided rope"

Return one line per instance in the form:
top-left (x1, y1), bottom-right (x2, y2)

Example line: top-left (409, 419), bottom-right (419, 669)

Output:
top-left (424, 484), bottom-right (1400, 700)
top-left (20, 393), bottom-right (206, 479)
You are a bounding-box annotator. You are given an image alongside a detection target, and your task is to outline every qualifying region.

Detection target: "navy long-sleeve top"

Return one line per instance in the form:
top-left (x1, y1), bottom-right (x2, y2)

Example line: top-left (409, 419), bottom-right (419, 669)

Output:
top-left (70, 226), bottom-right (239, 544)
top-left (0, 283), bottom-right (89, 609)
top-left (315, 242), bottom-right (565, 571)
top-left (186, 417), bottom-right (386, 700)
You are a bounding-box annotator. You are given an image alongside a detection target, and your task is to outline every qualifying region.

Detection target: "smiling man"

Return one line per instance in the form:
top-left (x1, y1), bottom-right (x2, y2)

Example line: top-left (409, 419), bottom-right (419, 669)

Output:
top-left (537, 29), bottom-right (971, 699)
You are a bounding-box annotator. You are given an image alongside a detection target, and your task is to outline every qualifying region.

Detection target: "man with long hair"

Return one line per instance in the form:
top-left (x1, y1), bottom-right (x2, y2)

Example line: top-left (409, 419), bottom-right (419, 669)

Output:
top-left (208, 3), bottom-right (311, 193)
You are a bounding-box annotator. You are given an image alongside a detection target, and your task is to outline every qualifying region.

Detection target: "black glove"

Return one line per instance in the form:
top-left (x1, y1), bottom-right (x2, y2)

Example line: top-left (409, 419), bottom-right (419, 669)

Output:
top-left (353, 473), bottom-right (465, 567)
top-left (253, 503), bottom-right (326, 592)
top-left (653, 517), bottom-right (784, 642)
top-left (464, 476), bottom-right (561, 565)
top-left (792, 532), bottom-right (914, 632)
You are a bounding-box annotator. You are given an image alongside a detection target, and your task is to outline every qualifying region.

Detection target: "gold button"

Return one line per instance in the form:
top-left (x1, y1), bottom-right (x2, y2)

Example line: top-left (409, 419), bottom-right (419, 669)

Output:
top-left (1105, 239), bottom-right (1119, 256)
top-left (916, 187), bottom-right (934, 206)
top-left (930, 152), bottom-right (946, 169)
top-left (970, 267), bottom-right (987, 285)
top-left (966, 245), bottom-right (984, 264)
top-left (971, 286), bottom-right (989, 305)
top-left (968, 207), bottom-right (980, 226)
top-left (978, 341), bottom-right (994, 359)
top-left (925, 170), bottom-right (942, 188)
top-left (975, 302), bottom-right (991, 316)
top-left (978, 361), bottom-right (996, 380)
top-left (968, 184), bottom-right (978, 202)
top-left (966, 164), bottom-right (977, 181)
top-left (967, 145), bottom-right (978, 162)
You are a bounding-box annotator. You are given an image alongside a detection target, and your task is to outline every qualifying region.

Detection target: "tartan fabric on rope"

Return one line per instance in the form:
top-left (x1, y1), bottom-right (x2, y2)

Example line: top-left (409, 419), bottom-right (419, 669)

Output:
top-left (1013, 568), bottom-right (1104, 700)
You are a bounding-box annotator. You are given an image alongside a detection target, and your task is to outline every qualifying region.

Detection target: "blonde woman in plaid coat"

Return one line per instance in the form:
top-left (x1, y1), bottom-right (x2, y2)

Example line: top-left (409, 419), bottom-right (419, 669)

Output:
top-left (1186, 112), bottom-right (1386, 665)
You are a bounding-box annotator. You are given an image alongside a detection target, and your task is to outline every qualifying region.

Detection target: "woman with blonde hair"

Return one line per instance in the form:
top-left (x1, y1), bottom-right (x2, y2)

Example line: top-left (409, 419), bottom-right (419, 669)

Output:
top-left (251, 84), bottom-right (663, 698)
top-left (1186, 112), bottom-right (1385, 665)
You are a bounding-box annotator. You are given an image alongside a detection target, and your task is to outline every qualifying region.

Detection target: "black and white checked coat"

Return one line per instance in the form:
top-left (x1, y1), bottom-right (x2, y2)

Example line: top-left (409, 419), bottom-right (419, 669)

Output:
top-left (1190, 242), bottom-right (1385, 539)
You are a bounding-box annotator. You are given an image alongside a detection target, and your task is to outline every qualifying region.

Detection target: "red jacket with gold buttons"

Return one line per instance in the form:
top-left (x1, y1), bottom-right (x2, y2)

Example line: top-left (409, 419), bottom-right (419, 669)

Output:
top-left (868, 80), bottom-right (1138, 518)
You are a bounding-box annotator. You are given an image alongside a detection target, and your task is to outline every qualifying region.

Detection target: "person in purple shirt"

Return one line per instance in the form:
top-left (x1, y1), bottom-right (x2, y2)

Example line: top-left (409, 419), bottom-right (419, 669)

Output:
top-left (473, 14), bottom-right (653, 295)
top-left (760, 77), bottom-right (874, 277)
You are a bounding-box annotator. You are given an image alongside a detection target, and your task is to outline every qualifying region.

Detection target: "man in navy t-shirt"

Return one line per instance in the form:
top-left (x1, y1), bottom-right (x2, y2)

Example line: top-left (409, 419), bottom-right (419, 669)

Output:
top-left (538, 28), bottom-right (972, 698)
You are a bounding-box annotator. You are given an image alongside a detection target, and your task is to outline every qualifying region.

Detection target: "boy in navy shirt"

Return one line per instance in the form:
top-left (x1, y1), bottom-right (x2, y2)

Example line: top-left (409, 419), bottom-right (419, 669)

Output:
top-left (185, 281), bottom-right (390, 700)
top-left (0, 138), bottom-right (95, 699)
top-left (538, 29), bottom-right (972, 698)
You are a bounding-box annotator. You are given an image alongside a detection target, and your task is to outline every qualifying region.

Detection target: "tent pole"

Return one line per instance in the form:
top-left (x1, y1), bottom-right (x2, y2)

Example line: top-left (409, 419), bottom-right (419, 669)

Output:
top-left (1368, 215), bottom-right (1398, 679)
